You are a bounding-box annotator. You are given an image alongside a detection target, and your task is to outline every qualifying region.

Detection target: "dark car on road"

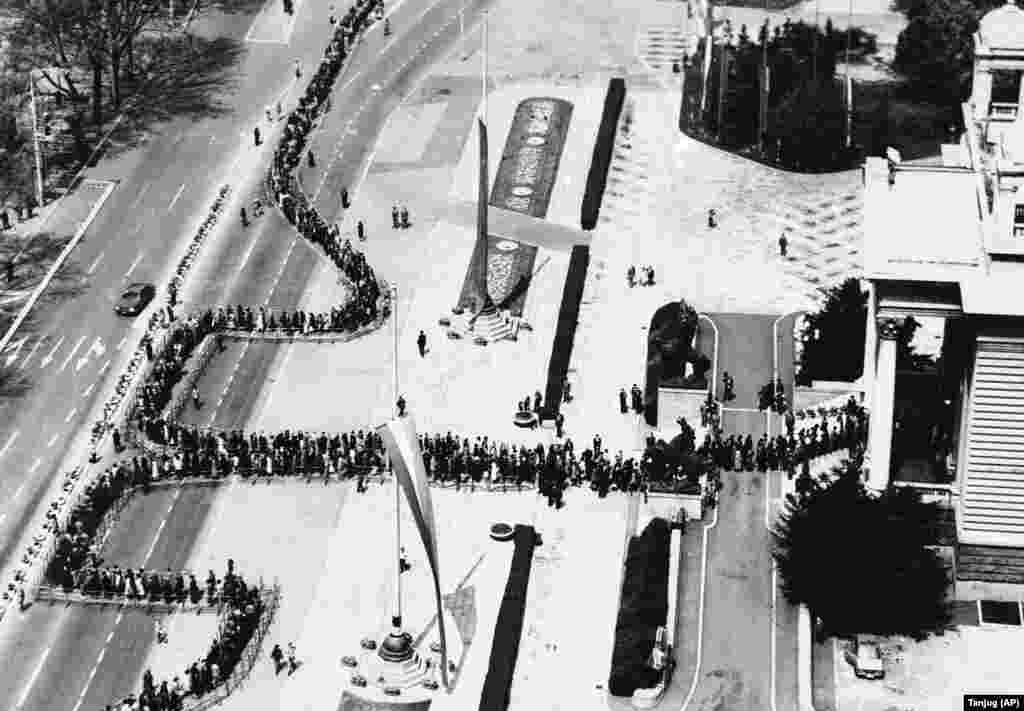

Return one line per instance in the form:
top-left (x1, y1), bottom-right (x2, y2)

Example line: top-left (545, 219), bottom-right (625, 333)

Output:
top-left (114, 282), bottom-right (156, 316)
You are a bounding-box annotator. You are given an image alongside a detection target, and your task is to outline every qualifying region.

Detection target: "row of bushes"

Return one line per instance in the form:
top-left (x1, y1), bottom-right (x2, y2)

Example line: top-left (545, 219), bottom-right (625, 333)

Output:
top-left (580, 78), bottom-right (626, 231)
top-left (608, 517), bottom-right (671, 697)
top-left (543, 245), bottom-right (590, 419)
top-left (478, 525), bottom-right (539, 711)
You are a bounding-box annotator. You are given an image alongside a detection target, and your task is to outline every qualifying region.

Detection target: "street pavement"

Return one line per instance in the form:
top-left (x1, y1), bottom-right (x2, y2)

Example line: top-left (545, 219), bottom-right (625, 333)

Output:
top-left (0, 0), bottom-right (340, 581)
top-left (0, 482), bottom-right (221, 711)
top-left (0, 0), bottom-right (499, 706)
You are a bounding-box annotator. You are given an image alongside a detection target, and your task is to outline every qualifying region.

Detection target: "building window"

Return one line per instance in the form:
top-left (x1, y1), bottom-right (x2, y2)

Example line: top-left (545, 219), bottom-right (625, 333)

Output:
top-left (990, 70), bottom-right (1021, 119)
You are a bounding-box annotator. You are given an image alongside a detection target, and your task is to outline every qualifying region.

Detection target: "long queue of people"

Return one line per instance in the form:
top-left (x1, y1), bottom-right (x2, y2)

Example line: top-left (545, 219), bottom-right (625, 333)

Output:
top-left (110, 563), bottom-right (266, 711)
top-left (267, 0), bottom-right (384, 324)
top-left (696, 397), bottom-right (868, 477)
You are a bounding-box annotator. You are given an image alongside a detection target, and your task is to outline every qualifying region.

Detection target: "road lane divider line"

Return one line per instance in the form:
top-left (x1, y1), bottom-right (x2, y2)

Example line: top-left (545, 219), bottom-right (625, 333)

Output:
top-left (14, 482), bottom-right (25, 499)
top-left (40, 335), bottom-right (65, 369)
top-left (15, 645), bottom-right (50, 709)
top-left (21, 337), bottom-right (43, 367)
top-left (125, 253), bottom-right (144, 278)
top-left (47, 433), bottom-right (59, 448)
top-left (83, 383), bottom-right (95, 398)
top-left (99, 358), bottom-right (112, 375)
top-left (207, 341), bottom-right (252, 428)
top-left (59, 335), bottom-right (87, 373)
top-left (116, 336), bottom-right (128, 351)
top-left (166, 183), bottom-right (186, 212)
top-left (143, 488), bottom-right (181, 566)
top-left (65, 407), bottom-right (77, 423)
top-left (87, 251), bottom-right (105, 275)
top-left (128, 181), bottom-right (152, 209)
top-left (28, 457), bottom-right (42, 473)
top-left (0, 431), bottom-right (18, 458)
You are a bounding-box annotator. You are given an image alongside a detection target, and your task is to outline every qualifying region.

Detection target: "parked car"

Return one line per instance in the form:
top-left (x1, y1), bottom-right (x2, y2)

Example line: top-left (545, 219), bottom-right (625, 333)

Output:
top-left (846, 640), bottom-right (885, 680)
top-left (114, 282), bottom-right (156, 316)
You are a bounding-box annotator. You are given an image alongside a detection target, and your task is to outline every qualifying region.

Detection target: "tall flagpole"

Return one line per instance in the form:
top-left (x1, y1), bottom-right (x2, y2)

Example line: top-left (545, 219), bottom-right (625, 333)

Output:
top-left (482, 10), bottom-right (488, 126)
top-left (391, 283), bottom-right (402, 634)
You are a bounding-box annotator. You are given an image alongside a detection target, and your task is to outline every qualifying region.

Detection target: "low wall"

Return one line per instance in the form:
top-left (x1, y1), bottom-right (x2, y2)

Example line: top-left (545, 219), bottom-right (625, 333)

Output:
top-left (657, 387), bottom-right (705, 431)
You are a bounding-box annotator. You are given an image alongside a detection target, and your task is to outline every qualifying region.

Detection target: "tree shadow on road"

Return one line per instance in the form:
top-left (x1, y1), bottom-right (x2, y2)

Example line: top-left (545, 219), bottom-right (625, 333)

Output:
top-left (105, 33), bottom-right (246, 154)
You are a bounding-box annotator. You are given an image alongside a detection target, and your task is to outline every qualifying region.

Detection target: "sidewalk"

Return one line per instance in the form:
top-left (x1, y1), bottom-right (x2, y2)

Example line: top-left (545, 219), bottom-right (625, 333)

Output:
top-left (0, 179), bottom-right (116, 323)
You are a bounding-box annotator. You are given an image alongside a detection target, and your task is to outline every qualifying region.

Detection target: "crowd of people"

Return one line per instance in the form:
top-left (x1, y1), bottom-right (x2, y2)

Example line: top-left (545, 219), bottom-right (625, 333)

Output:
top-left (267, 0), bottom-right (384, 327)
top-left (695, 396), bottom-right (868, 478)
top-left (108, 561), bottom-right (267, 711)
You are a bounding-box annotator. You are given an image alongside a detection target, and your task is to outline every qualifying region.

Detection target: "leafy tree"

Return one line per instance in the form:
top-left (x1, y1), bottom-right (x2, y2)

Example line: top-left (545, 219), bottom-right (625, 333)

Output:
top-left (892, 0), bottom-right (1001, 102)
top-left (772, 456), bottom-right (951, 636)
top-left (797, 277), bottom-right (867, 385)
top-left (797, 278), bottom-right (933, 385)
top-left (768, 77), bottom-right (848, 170)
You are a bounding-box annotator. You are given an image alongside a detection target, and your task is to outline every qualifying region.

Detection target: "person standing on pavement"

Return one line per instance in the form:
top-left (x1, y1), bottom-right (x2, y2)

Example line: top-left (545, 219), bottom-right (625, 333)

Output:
top-left (619, 388), bottom-right (628, 413)
top-left (240, 206), bottom-right (248, 227)
top-left (192, 386), bottom-right (201, 410)
top-left (253, 126), bottom-right (261, 146)
top-left (778, 231), bottom-right (788, 257)
top-left (417, 330), bottom-right (427, 357)
top-left (341, 187), bottom-right (350, 208)
top-left (392, 205), bottom-right (400, 229)
top-left (357, 220), bottom-right (365, 241)
top-left (294, 58), bottom-right (302, 78)
top-left (307, 149), bottom-right (315, 167)
top-left (396, 395), bottom-right (406, 417)
top-left (400, 205), bottom-right (409, 228)
top-left (555, 412), bottom-right (565, 438)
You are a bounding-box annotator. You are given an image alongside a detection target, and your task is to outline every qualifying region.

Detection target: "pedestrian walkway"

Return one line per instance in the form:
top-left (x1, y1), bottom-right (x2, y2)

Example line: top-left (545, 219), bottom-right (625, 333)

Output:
top-left (0, 179), bottom-right (115, 308)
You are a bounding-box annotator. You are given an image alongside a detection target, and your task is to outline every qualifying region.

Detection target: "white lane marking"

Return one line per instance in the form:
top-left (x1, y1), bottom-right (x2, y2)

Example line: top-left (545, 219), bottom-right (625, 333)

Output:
top-left (28, 457), bottom-right (41, 473)
top-left (15, 645), bottom-right (50, 709)
top-left (40, 335), bottom-right (65, 368)
top-left (64, 408), bottom-right (77, 423)
top-left (82, 383), bottom-right (95, 398)
top-left (116, 336), bottom-right (128, 351)
top-left (166, 183), bottom-right (186, 212)
top-left (21, 337), bottom-right (43, 367)
top-left (125, 253), bottom-right (143, 277)
top-left (3, 336), bottom-right (28, 366)
top-left (76, 336), bottom-right (105, 372)
top-left (98, 358), bottom-right (111, 375)
top-left (0, 513), bottom-right (5, 525)
top-left (13, 482), bottom-right (25, 498)
top-left (143, 488), bottom-right (180, 565)
top-left (128, 181), bottom-right (152, 209)
top-left (0, 431), bottom-right (18, 458)
top-left (86, 251), bottom-right (105, 275)
top-left (47, 433), bottom-right (59, 448)
top-left (59, 335), bottom-right (87, 373)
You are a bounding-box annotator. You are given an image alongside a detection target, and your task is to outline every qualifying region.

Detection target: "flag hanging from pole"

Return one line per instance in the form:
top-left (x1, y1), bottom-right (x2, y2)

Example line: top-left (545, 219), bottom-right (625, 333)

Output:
top-left (377, 415), bottom-right (451, 691)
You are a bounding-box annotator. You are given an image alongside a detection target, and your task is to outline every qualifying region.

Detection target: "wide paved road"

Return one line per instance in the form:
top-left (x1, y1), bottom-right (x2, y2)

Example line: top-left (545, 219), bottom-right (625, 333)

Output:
top-left (0, 0), bottom-right (342, 579)
top-left (0, 484), bottom-right (223, 711)
top-left (683, 313), bottom-right (799, 711)
top-left (0, 0), bottom-right (489, 706)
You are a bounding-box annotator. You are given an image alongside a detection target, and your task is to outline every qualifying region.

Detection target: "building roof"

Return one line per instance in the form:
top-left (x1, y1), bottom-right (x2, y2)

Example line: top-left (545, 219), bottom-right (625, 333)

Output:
top-left (863, 167), bottom-right (984, 281)
top-left (979, 0), bottom-right (1024, 50)
top-left (961, 262), bottom-right (1024, 316)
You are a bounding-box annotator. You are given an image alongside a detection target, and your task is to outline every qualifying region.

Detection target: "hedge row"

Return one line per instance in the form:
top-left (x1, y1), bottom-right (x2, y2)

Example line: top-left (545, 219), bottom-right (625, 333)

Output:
top-left (608, 517), bottom-right (671, 697)
top-left (543, 245), bottom-right (590, 419)
top-left (580, 78), bottom-right (626, 231)
top-left (478, 525), bottom-right (539, 711)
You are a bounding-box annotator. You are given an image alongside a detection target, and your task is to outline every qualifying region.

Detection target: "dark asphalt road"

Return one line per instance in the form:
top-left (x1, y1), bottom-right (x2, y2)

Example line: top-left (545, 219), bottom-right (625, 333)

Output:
top-left (0, 0), bottom-right (339, 585)
top-left (0, 0), bottom-right (491, 707)
top-left (0, 482), bottom-right (221, 711)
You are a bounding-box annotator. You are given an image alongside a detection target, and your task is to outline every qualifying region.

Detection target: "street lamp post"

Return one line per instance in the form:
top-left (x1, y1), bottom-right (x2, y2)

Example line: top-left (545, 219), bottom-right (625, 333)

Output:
top-left (28, 75), bottom-right (45, 211)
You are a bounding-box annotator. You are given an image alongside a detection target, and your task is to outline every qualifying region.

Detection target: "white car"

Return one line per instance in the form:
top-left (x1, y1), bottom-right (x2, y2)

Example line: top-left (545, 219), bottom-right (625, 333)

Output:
top-left (846, 641), bottom-right (885, 680)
